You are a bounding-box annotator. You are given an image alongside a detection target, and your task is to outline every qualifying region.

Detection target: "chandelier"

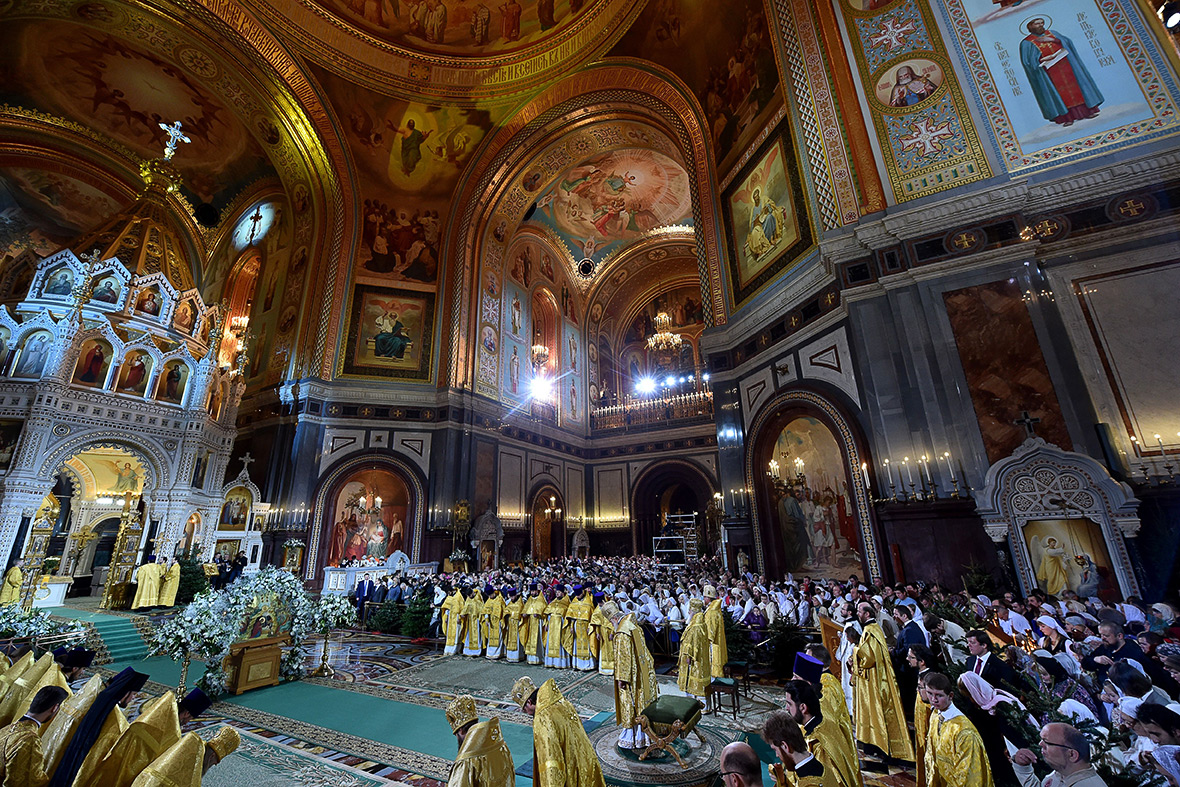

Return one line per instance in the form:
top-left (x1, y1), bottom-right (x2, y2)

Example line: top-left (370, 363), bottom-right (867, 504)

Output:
top-left (531, 342), bottom-right (550, 370)
top-left (645, 312), bottom-right (683, 352)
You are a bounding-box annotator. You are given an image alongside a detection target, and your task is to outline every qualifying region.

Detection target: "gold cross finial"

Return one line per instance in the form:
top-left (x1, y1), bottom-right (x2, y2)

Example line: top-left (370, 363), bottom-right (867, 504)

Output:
top-left (158, 121), bottom-right (191, 160)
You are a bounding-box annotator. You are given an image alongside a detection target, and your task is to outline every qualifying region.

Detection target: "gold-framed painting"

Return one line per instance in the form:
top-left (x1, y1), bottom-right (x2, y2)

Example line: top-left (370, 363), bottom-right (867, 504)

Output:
top-left (341, 284), bottom-right (435, 381)
top-left (722, 121), bottom-right (815, 309)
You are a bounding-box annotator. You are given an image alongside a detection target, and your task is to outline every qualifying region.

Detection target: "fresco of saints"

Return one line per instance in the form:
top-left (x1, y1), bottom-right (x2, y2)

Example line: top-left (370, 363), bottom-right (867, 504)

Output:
top-left (45, 270), bottom-right (74, 296)
top-left (76, 342), bottom-right (107, 384)
top-left (374, 309), bottom-right (411, 359)
top-left (15, 335), bottom-right (48, 377)
top-left (394, 119), bottom-right (433, 175)
top-left (98, 460), bottom-right (139, 493)
top-left (1020, 18), bottom-right (1103, 127)
top-left (136, 290), bottom-right (160, 316)
top-left (118, 353), bottom-right (148, 394)
top-left (744, 187), bottom-right (782, 259)
top-left (569, 380), bottom-right (577, 419)
top-left (92, 278), bottom-right (119, 303)
top-left (1032, 536), bottom-right (1071, 596)
top-left (568, 334), bottom-right (577, 372)
top-left (510, 345), bottom-right (521, 393)
top-left (367, 521), bottom-right (388, 559)
top-left (888, 66), bottom-right (938, 107)
top-left (511, 294), bottom-right (522, 335)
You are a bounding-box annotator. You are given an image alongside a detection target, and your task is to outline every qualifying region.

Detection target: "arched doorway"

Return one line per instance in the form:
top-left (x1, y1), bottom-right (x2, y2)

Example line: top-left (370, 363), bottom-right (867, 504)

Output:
top-left (630, 460), bottom-right (715, 556)
top-left (746, 389), bottom-right (877, 582)
top-left (316, 461), bottom-right (415, 571)
top-left (529, 486), bottom-right (564, 561)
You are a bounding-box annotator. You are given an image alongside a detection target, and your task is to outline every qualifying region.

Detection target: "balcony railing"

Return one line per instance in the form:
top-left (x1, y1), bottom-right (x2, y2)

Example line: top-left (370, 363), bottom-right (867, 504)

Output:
top-left (590, 389), bottom-right (714, 432)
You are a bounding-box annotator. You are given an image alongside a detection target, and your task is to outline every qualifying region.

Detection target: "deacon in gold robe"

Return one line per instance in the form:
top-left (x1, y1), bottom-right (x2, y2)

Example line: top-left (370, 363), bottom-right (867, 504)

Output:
top-left (0, 561), bottom-right (22, 604)
top-left (566, 587), bottom-right (596, 671)
top-left (0, 652), bottom-right (64, 726)
top-left (0, 685), bottom-right (67, 787)
top-left (84, 689), bottom-right (183, 786)
top-left (158, 561), bottom-right (181, 607)
top-left (920, 672), bottom-right (993, 787)
top-left (442, 588), bottom-right (466, 656)
top-left (544, 588), bottom-right (571, 669)
top-left (511, 677), bottom-right (605, 787)
top-left (50, 667), bottom-right (148, 787)
top-left (851, 603), bottom-right (914, 761)
top-left (907, 649), bottom-right (936, 787)
top-left (0, 651), bottom-right (33, 705)
top-left (503, 589), bottom-right (524, 662)
top-left (677, 598), bottom-right (711, 699)
top-left (784, 678), bottom-right (862, 787)
top-left (131, 561), bottom-right (163, 610)
top-left (445, 695), bottom-right (515, 787)
top-left (522, 585), bottom-right (548, 665)
top-left (803, 646), bottom-right (861, 787)
top-left (612, 610), bottom-right (658, 749)
top-left (462, 588), bottom-right (485, 657)
top-left (589, 600), bottom-right (615, 676)
top-left (129, 725), bottom-right (239, 787)
top-left (482, 587), bottom-right (506, 660)
top-left (42, 675), bottom-right (104, 776)
top-left (703, 586), bottom-right (728, 678)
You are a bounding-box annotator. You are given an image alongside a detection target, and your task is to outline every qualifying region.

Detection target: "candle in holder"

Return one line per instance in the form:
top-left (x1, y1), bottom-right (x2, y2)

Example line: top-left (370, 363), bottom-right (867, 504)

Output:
top-left (861, 462), bottom-right (870, 492)
top-left (943, 451), bottom-right (956, 482)
top-left (883, 459), bottom-right (894, 487)
top-left (903, 457), bottom-right (913, 485)
top-left (1157, 434), bottom-right (1166, 453)
top-left (921, 455), bottom-right (933, 485)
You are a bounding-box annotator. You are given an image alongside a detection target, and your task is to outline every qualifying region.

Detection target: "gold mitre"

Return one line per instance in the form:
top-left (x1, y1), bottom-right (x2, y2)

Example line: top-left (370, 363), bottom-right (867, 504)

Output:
top-left (446, 695), bottom-right (478, 733)
top-left (511, 676), bottom-right (537, 709)
top-left (703, 585), bottom-right (718, 599)
top-left (690, 598), bottom-right (705, 613)
top-left (205, 725), bottom-right (241, 762)
top-left (599, 601), bottom-right (620, 619)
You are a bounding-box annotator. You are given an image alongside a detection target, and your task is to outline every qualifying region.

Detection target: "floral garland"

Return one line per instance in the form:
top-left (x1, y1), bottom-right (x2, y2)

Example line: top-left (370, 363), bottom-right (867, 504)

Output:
top-left (283, 539), bottom-right (306, 550)
top-left (0, 605), bottom-right (85, 639)
top-left (448, 548), bottom-right (470, 562)
top-left (313, 591), bottom-right (356, 634)
top-left (148, 567), bottom-right (316, 697)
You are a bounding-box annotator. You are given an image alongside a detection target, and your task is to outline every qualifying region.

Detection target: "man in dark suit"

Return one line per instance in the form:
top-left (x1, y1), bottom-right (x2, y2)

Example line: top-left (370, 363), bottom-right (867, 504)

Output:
top-left (355, 573), bottom-right (375, 624)
top-left (371, 576), bottom-right (388, 605)
top-left (964, 629), bottom-right (1030, 695)
top-left (892, 604), bottom-right (927, 720)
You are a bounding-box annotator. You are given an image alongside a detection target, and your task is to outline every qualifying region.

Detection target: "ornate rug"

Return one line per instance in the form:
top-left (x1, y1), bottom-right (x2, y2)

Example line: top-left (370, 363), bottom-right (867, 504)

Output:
top-left (199, 727), bottom-right (403, 787)
top-left (588, 723), bottom-right (733, 787)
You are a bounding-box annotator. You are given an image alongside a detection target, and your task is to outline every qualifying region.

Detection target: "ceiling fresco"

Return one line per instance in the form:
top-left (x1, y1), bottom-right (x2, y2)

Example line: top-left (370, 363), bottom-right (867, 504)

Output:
top-left (610, 0), bottom-right (783, 177)
top-left (0, 167), bottom-right (126, 242)
top-left (0, 19), bottom-right (276, 209)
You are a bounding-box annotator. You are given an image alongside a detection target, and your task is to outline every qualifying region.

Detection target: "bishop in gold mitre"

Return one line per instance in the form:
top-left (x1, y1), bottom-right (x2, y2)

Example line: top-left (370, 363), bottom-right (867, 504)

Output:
top-left (611, 607), bottom-right (657, 749)
top-left (702, 585), bottom-right (728, 677)
top-left (512, 676), bottom-right (605, 787)
top-left (130, 725), bottom-right (240, 787)
top-left (920, 672), bottom-right (993, 787)
top-left (445, 694), bottom-right (515, 787)
top-left (851, 602), bottom-right (913, 761)
top-left (677, 597), bottom-right (711, 699)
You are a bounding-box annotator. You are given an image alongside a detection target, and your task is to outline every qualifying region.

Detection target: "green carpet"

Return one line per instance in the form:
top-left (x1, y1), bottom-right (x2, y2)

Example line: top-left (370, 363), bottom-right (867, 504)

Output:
top-left (50, 607), bottom-right (149, 662)
top-left (200, 727), bottom-right (389, 787)
top-left (106, 655), bottom-right (207, 688)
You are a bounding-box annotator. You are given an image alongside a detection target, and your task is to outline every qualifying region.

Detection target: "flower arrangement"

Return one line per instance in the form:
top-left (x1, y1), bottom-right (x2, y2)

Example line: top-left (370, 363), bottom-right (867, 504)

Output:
top-left (42, 556), bottom-right (62, 574)
top-left (148, 567), bottom-right (316, 697)
top-left (0, 605), bottom-right (84, 639)
top-left (313, 592), bottom-right (357, 634)
top-left (283, 539), bottom-right (306, 550)
top-left (448, 548), bottom-right (470, 562)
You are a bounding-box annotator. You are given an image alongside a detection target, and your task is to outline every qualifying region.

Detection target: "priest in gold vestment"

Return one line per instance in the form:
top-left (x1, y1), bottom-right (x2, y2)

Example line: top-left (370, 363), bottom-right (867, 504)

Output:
top-left (442, 587), bottom-right (466, 656)
top-left (784, 677), bottom-right (862, 787)
top-left (566, 587), bottom-right (596, 671)
top-left (612, 610), bottom-right (658, 749)
top-left (0, 651), bottom-right (34, 709)
top-left (511, 676), bottom-right (605, 787)
top-left (42, 675), bottom-right (104, 776)
top-left (0, 685), bottom-right (67, 787)
top-left (462, 588), bottom-right (486, 657)
top-left (131, 560), bottom-right (163, 610)
top-left (504, 589), bottom-right (524, 662)
top-left (50, 667), bottom-right (148, 787)
top-left (445, 695), bottom-right (515, 787)
top-left (522, 585), bottom-right (548, 665)
top-left (677, 598), bottom-right (710, 699)
top-left (920, 672), bottom-right (993, 787)
top-left (544, 588), bottom-right (572, 669)
top-left (703, 586), bottom-right (728, 678)
top-left (0, 652), bottom-right (66, 726)
top-left (158, 561), bottom-right (181, 607)
top-left (804, 644), bottom-right (859, 784)
top-left (85, 689), bottom-right (182, 786)
top-left (129, 725), bottom-right (240, 787)
top-left (0, 561), bottom-right (21, 604)
top-left (482, 586), bottom-right (506, 660)
top-left (851, 603), bottom-right (913, 761)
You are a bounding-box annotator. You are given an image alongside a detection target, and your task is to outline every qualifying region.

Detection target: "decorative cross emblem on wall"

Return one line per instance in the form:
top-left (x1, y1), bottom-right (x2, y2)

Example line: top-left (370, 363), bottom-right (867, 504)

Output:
top-left (1118, 199), bottom-right (1146, 218)
top-left (953, 232), bottom-right (975, 250)
top-left (1013, 410), bottom-right (1042, 438)
top-left (238, 453), bottom-right (255, 473)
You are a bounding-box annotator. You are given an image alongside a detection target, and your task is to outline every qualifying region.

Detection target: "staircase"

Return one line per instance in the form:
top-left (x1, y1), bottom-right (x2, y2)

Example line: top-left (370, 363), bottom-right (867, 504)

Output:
top-left (50, 609), bottom-right (150, 665)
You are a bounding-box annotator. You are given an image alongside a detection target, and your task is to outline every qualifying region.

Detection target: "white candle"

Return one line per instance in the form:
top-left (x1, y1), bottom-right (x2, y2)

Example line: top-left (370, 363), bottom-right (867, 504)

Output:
top-left (943, 452), bottom-right (956, 482)
top-left (903, 457), bottom-right (913, 485)
top-left (883, 459), bottom-right (894, 487)
top-left (921, 455), bottom-right (933, 485)
top-left (861, 462), bottom-right (870, 492)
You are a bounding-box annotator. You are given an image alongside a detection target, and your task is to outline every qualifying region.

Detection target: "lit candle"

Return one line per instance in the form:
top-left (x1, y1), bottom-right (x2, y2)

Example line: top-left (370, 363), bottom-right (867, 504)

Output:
top-left (1157, 434), bottom-right (1166, 453)
top-left (903, 457), bottom-right (913, 485)
top-left (921, 455), bottom-right (933, 485)
top-left (883, 459), bottom-right (894, 487)
top-left (861, 462), bottom-right (870, 492)
top-left (943, 452), bottom-right (956, 482)
top-left (729, 489), bottom-right (735, 508)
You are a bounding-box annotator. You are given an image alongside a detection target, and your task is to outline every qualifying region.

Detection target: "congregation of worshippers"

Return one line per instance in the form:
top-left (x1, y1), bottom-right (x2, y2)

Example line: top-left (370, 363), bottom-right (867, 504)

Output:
top-left (6, 554), bottom-right (1180, 786)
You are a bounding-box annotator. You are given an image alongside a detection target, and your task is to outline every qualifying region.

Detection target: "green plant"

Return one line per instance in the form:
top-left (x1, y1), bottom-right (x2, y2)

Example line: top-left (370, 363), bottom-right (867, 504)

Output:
top-left (368, 603), bottom-right (402, 635)
top-left (401, 593), bottom-right (433, 639)
top-left (766, 620), bottom-right (810, 677)
top-left (176, 558), bottom-right (210, 605)
top-left (960, 561), bottom-right (999, 598)
top-left (723, 611), bottom-right (753, 663)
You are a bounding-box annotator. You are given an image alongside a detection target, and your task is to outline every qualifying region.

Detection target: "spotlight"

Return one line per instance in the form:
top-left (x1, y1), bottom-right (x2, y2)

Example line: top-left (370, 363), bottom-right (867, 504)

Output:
top-left (701, 373), bottom-right (709, 381)
top-left (636, 377), bottom-right (656, 395)
top-left (665, 376), bottom-right (676, 387)
top-left (1164, 2), bottom-right (1180, 29)
top-left (530, 375), bottom-right (553, 401)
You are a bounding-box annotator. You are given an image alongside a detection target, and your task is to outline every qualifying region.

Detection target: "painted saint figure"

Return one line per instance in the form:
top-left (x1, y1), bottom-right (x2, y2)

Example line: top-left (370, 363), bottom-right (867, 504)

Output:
top-left (1019, 18), bottom-right (1103, 127)
top-left (374, 310), bottom-right (411, 360)
top-left (888, 66), bottom-right (938, 107)
top-left (394, 119), bottom-right (433, 175)
top-left (509, 346), bottom-right (520, 393)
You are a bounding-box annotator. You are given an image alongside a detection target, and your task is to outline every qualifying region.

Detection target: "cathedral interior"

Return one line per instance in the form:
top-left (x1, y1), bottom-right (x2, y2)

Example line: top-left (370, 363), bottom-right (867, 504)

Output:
top-left (2, 0), bottom-right (1180, 782)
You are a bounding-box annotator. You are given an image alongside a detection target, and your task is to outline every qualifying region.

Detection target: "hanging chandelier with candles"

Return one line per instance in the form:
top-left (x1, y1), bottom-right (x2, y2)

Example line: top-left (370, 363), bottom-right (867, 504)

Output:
top-left (645, 312), bottom-right (683, 352)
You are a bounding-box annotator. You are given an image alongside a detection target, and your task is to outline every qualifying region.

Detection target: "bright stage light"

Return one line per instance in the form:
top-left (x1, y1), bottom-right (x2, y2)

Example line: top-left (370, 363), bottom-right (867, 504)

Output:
top-left (665, 376), bottom-right (676, 387)
top-left (530, 375), bottom-right (553, 400)
top-left (636, 377), bottom-right (656, 395)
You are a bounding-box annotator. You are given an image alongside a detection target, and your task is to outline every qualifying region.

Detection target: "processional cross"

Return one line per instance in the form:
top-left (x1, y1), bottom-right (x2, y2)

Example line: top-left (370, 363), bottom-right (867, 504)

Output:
top-left (1014, 410), bottom-right (1042, 438)
top-left (239, 452), bottom-right (255, 475)
top-left (158, 121), bottom-right (191, 160)
top-left (66, 528), bottom-right (99, 575)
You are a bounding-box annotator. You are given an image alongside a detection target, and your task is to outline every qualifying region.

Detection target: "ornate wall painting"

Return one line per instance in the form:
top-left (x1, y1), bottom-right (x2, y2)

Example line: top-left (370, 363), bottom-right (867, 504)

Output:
top-left (6, 20), bottom-right (274, 208)
top-left (721, 125), bottom-right (815, 309)
top-left (220, 485), bottom-right (254, 530)
top-left (154, 360), bottom-right (190, 405)
top-left (12, 331), bottom-right (50, 378)
top-left (215, 539), bottom-right (242, 561)
top-left (0, 168), bottom-right (122, 239)
top-left (504, 283), bottom-right (528, 341)
top-left (114, 350), bottom-right (152, 396)
top-left (0, 420), bottom-right (22, 472)
top-left (611, 0), bottom-right (784, 177)
top-left (770, 416), bottom-right (866, 580)
top-left (840, 0), bottom-right (992, 201)
top-left (72, 338), bottom-right (113, 388)
top-left (324, 468), bottom-right (411, 567)
top-left (940, 0), bottom-right (1180, 172)
top-left (502, 338), bottom-right (528, 401)
top-left (1024, 518), bottom-right (1117, 598)
top-left (341, 284), bottom-right (436, 381)
top-left (71, 449), bottom-right (145, 496)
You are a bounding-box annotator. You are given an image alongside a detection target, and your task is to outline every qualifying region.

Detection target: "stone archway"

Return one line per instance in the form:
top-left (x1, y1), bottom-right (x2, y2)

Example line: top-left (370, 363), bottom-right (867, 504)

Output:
top-left (529, 486), bottom-right (565, 561)
top-left (629, 459), bottom-right (716, 557)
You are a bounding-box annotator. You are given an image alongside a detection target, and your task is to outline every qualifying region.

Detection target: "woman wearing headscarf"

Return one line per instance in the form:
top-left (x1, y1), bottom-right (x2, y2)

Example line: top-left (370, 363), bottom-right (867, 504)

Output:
top-left (1110, 696), bottom-right (1157, 772)
top-left (1154, 745), bottom-right (1180, 786)
top-left (957, 672), bottom-right (1034, 787)
top-left (1035, 615), bottom-right (1069, 655)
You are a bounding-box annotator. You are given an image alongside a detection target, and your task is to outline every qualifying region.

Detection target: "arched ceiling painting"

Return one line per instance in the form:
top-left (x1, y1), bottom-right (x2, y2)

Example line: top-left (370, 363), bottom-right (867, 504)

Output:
top-left (0, 168), bottom-right (130, 260)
